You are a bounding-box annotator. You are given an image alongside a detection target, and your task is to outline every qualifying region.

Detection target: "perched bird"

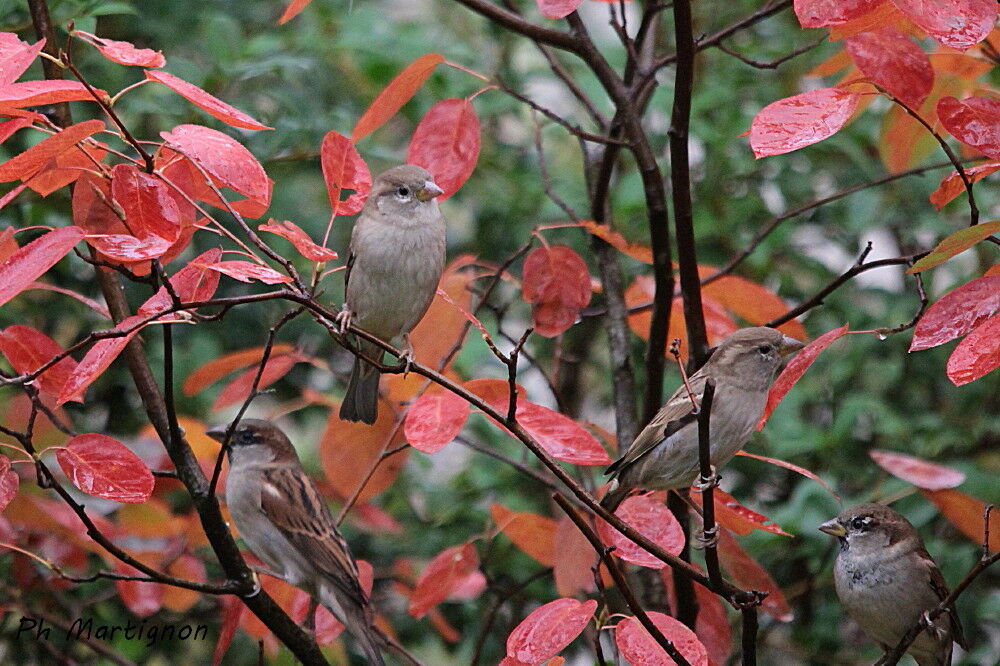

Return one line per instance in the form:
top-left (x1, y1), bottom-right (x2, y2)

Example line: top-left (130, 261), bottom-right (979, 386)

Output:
top-left (337, 164), bottom-right (446, 424)
top-left (601, 327), bottom-right (803, 511)
top-left (208, 419), bottom-right (386, 665)
top-left (820, 503), bottom-right (968, 666)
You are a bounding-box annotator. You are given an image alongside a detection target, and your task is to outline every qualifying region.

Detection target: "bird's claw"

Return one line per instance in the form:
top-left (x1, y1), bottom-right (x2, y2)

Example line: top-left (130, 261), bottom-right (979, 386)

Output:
top-left (693, 524), bottom-right (720, 550)
top-left (335, 306), bottom-right (353, 335)
top-left (401, 335), bottom-right (415, 377)
top-left (694, 466), bottom-right (721, 492)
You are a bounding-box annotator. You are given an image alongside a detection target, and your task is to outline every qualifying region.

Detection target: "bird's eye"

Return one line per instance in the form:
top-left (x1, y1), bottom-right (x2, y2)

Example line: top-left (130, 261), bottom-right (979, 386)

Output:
top-left (397, 186), bottom-right (411, 197)
top-left (850, 517), bottom-right (869, 531)
top-left (757, 344), bottom-right (774, 355)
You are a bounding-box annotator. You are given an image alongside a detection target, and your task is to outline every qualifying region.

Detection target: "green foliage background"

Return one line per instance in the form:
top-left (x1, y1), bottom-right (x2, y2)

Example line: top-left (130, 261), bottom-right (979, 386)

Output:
top-left (0, 0), bottom-right (997, 664)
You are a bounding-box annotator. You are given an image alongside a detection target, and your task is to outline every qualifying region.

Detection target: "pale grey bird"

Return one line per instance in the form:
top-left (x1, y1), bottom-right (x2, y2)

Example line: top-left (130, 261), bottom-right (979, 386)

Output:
top-left (208, 420), bottom-right (386, 665)
top-left (602, 327), bottom-right (803, 511)
top-left (820, 503), bottom-right (968, 666)
top-left (337, 164), bottom-right (446, 424)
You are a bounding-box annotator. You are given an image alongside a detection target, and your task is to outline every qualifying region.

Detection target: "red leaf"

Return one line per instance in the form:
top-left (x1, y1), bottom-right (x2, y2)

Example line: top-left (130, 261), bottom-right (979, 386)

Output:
top-left (929, 162), bottom-right (1000, 209)
top-left (352, 53), bottom-right (444, 142)
top-left (909, 220), bottom-right (1000, 273)
top-left (74, 31), bottom-right (165, 68)
top-left (0, 454), bottom-right (18, 511)
top-left (54, 433), bottom-right (154, 503)
top-left (758, 324), bottom-right (849, 430)
top-left (920, 488), bottom-right (999, 550)
top-left (160, 124), bottom-right (271, 218)
top-left (514, 402), bottom-right (611, 465)
top-left (938, 96), bottom-right (1000, 159)
top-left (910, 276), bottom-right (1000, 350)
top-left (0, 226), bottom-right (85, 308)
top-left (695, 488), bottom-right (793, 537)
top-left (146, 70), bottom-right (271, 131)
top-left (615, 612), bottom-right (709, 666)
top-left (90, 233), bottom-right (173, 262)
top-left (408, 542), bottom-right (480, 618)
top-left (735, 451), bottom-right (840, 499)
top-left (598, 494), bottom-right (685, 568)
top-left (946, 311), bottom-right (1000, 385)
top-left (844, 28), bottom-right (933, 108)
top-left (0, 325), bottom-right (77, 397)
top-left (718, 529), bottom-right (793, 621)
top-left (259, 219), bottom-right (338, 261)
top-left (114, 558), bottom-right (164, 617)
top-left (138, 247), bottom-right (224, 316)
top-left (57, 314), bottom-right (145, 405)
top-left (553, 513), bottom-right (597, 597)
top-left (26, 141), bottom-right (106, 196)
top-left (278, 0), bottom-right (314, 24)
top-left (183, 343), bottom-right (294, 396)
top-left (505, 598), bottom-right (596, 664)
top-left (111, 163), bottom-right (182, 241)
top-left (694, 584), bottom-right (731, 666)
top-left (407, 97), bottom-right (480, 199)
top-left (212, 594), bottom-right (246, 665)
top-left (0, 35), bottom-right (46, 86)
top-left (404, 391), bottom-right (469, 453)
top-left (200, 260), bottom-right (292, 284)
top-left (869, 449), bottom-right (965, 490)
top-left (794, 0), bottom-right (884, 28)
top-left (320, 131), bottom-right (372, 216)
top-left (536, 0), bottom-right (585, 19)
top-left (522, 245), bottom-right (591, 338)
top-left (490, 503), bottom-right (557, 567)
top-left (750, 88), bottom-right (861, 158)
top-left (0, 119), bottom-right (104, 182)
top-left (0, 80), bottom-right (106, 109)
top-left (212, 353), bottom-right (299, 409)
top-left (890, 0), bottom-right (995, 50)
top-left (0, 116), bottom-right (33, 145)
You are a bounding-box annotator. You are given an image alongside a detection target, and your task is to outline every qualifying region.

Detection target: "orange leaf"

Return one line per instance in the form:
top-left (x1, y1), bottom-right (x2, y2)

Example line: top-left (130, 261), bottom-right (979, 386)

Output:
top-left (718, 529), bottom-right (793, 621)
top-left (921, 488), bottom-right (999, 550)
top-left (701, 273), bottom-right (806, 340)
top-left (870, 449), bottom-right (966, 490)
top-left (212, 353), bottom-right (300, 410)
top-left (929, 162), bottom-right (1000, 209)
top-left (490, 503), bottom-right (557, 566)
top-left (183, 344), bottom-right (296, 396)
top-left (580, 220), bottom-right (652, 264)
top-left (277, 0), bottom-right (313, 24)
top-left (408, 543), bottom-right (480, 618)
top-left (352, 53), bottom-right (444, 142)
top-left (320, 403), bottom-right (407, 504)
top-left (162, 553), bottom-right (207, 612)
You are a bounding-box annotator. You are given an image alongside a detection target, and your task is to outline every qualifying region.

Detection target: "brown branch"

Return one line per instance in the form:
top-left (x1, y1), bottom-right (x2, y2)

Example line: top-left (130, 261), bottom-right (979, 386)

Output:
top-left (454, 0), bottom-right (582, 52)
top-left (715, 35), bottom-right (826, 70)
top-left (695, 380), bottom-right (722, 586)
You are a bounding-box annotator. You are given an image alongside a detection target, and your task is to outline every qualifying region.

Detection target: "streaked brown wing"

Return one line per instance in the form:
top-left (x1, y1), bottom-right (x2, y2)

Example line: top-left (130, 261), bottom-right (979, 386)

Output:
top-left (259, 466), bottom-right (367, 607)
top-left (605, 373), bottom-right (705, 477)
top-left (919, 546), bottom-right (969, 650)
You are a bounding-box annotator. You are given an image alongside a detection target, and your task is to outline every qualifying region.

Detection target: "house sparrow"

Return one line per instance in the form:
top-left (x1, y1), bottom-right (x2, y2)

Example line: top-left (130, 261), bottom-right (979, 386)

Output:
top-left (208, 419), bottom-right (386, 665)
top-left (601, 327), bottom-right (803, 511)
top-left (337, 164), bottom-right (446, 424)
top-left (820, 503), bottom-right (968, 666)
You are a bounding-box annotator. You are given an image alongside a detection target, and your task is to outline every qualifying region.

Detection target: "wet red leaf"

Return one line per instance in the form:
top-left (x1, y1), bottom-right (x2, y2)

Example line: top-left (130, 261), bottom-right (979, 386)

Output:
top-left (90, 233), bottom-right (173, 261)
top-left (56, 314), bottom-right (145, 405)
top-left (694, 584), bottom-right (731, 666)
top-left (0, 80), bottom-right (105, 109)
top-left (513, 401), bottom-right (611, 465)
top-left (891, 0), bottom-right (995, 50)
top-left (55, 433), bottom-right (154, 503)
top-left (869, 449), bottom-right (965, 490)
top-left (200, 259), bottom-right (292, 284)
top-left (146, 70), bottom-right (271, 130)
top-left (938, 96), bottom-right (1000, 159)
top-left (138, 247), bottom-right (224, 317)
top-left (921, 488), bottom-right (999, 550)
top-left (404, 391), bottom-right (469, 453)
top-left (490, 503), bottom-right (557, 567)
top-left (0, 226), bottom-right (85, 308)
top-left (615, 612), bottom-right (709, 666)
top-left (522, 245), bottom-right (591, 338)
top-left (75, 31), bottom-right (165, 68)
top-left (0, 325), bottom-right (78, 397)
top-left (717, 529), bottom-right (793, 621)
top-left (212, 594), bottom-right (246, 665)
top-left (750, 88), bottom-right (861, 158)
top-left (793, 0), bottom-right (883, 27)
top-left (910, 276), bottom-right (1000, 350)
top-left (0, 119), bottom-right (104, 182)
top-left (409, 543), bottom-right (480, 618)
top-left (695, 488), bottom-right (792, 537)
top-left (505, 598), bottom-right (596, 664)
top-left (598, 494), bottom-right (685, 569)
top-left (946, 311), bottom-right (1000, 385)
top-left (320, 130), bottom-right (371, 216)
top-left (213, 353), bottom-right (300, 409)
top-left (278, 0), bottom-right (313, 24)
top-left (736, 451), bottom-right (840, 499)
top-left (0, 35), bottom-right (47, 86)
top-left (0, 454), bottom-right (18, 511)
top-left (758, 323), bottom-right (849, 430)
top-left (260, 218), bottom-right (338, 261)
top-left (352, 53), bottom-right (444, 142)
top-left (930, 162), bottom-right (1000, 209)
top-left (844, 27), bottom-right (933, 107)
top-left (407, 97), bottom-right (480, 199)
top-left (536, 0), bottom-right (585, 19)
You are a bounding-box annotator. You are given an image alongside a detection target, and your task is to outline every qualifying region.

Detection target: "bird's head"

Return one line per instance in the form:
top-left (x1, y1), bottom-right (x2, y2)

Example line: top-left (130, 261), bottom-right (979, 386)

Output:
top-left (368, 164), bottom-right (443, 221)
top-left (706, 326), bottom-right (804, 385)
top-left (819, 503), bottom-right (916, 555)
top-left (206, 419), bottom-right (298, 465)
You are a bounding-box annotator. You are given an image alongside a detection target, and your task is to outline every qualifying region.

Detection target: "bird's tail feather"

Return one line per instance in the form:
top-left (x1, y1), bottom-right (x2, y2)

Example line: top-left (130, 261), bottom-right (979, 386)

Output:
top-left (340, 342), bottom-right (381, 425)
top-left (341, 602), bottom-right (387, 665)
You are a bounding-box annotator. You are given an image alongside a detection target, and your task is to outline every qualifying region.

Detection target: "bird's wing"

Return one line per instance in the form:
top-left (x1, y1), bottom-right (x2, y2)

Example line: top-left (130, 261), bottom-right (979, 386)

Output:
top-left (258, 466), bottom-right (367, 607)
top-left (605, 373), bottom-right (706, 477)
top-left (918, 545), bottom-right (969, 650)
top-left (343, 250), bottom-right (356, 299)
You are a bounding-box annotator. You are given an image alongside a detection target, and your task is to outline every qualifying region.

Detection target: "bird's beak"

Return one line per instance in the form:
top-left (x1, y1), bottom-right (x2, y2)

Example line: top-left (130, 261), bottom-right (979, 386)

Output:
top-left (416, 180), bottom-right (443, 202)
top-left (205, 425), bottom-right (229, 444)
top-left (819, 519), bottom-right (846, 537)
top-left (779, 335), bottom-right (806, 357)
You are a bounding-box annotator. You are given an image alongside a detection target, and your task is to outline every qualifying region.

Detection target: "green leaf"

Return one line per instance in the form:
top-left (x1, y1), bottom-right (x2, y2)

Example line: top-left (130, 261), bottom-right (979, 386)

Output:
top-left (909, 220), bottom-right (1000, 273)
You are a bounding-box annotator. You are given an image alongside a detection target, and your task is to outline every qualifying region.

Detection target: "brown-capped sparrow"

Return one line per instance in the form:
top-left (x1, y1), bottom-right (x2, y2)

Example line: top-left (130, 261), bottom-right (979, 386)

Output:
top-left (601, 327), bottom-right (803, 511)
top-left (208, 420), bottom-right (386, 665)
top-left (336, 164), bottom-right (446, 424)
top-left (820, 503), bottom-right (968, 666)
